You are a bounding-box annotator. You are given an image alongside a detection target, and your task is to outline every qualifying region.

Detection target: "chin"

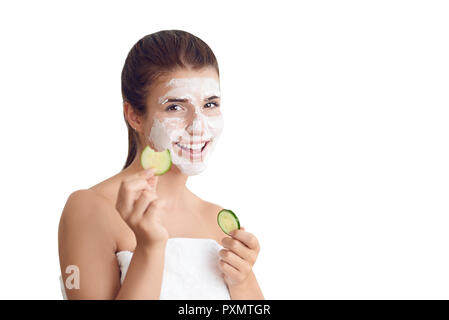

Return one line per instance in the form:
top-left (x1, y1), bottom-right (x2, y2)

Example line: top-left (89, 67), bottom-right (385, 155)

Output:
top-left (175, 162), bottom-right (208, 176)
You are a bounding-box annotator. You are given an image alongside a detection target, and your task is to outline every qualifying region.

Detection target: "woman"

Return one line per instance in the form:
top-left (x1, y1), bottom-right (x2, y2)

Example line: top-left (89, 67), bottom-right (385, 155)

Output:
top-left (58, 30), bottom-right (264, 300)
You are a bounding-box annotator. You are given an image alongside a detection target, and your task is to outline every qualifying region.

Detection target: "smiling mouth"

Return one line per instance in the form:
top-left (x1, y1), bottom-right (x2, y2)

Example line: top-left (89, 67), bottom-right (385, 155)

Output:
top-left (175, 140), bottom-right (210, 154)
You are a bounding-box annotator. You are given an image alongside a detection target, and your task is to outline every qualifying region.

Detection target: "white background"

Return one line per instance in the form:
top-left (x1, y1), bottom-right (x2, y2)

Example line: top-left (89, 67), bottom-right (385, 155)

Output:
top-left (0, 0), bottom-right (448, 299)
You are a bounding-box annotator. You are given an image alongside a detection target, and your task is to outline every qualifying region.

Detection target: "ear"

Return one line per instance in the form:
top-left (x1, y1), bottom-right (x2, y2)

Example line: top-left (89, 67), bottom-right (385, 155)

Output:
top-left (123, 101), bottom-right (142, 132)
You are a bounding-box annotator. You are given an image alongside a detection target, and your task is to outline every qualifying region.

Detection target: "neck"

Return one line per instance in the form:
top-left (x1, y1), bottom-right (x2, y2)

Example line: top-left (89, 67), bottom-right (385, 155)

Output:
top-left (122, 149), bottom-right (190, 210)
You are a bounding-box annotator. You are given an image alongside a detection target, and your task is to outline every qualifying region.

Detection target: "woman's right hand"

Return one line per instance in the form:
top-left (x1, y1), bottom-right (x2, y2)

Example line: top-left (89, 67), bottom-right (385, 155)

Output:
top-left (115, 168), bottom-right (169, 248)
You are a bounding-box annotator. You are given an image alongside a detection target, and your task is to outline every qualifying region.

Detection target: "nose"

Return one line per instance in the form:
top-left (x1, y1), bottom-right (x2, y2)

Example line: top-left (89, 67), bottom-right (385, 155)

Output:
top-left (186, 109), bottom-right (207, 137)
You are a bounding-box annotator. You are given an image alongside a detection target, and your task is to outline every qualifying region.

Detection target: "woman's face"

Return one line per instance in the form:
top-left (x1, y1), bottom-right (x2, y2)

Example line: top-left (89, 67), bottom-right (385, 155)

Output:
top-left (143, 67), bottom-right (223, 176)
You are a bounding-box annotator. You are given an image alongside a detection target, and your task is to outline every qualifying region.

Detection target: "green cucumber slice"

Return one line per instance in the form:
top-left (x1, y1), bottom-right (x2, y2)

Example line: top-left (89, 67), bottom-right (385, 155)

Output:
top-left (140, 145), bottom-right (172, 175)
top-left (217, 209), bottom-right (240, 235)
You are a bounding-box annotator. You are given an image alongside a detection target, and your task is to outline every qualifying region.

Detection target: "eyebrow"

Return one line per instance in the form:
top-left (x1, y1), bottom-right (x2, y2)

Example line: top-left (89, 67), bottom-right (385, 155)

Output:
top-left (161, 96), bottom-right (221, 104)
top-left (205, 95), bottom-right (220, 101)
top-left (162, 98), bottom-right (189, 103)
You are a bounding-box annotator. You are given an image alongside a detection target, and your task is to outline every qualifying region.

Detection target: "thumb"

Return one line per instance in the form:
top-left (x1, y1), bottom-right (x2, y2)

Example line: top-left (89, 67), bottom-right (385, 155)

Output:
top-left (240, 226), bottom-right (245, 231)
top-left (147, 175), bottom-right (159, 187)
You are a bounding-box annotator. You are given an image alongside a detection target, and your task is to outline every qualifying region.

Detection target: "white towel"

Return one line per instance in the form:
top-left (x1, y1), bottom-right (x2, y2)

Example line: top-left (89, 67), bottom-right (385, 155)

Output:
top-left (60, 237), bottom-right (230, 300)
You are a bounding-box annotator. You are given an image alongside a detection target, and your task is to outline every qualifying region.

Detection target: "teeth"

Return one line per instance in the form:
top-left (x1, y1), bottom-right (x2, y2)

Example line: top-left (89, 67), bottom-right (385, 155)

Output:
top-left (176, 142), bottom-right (207, 150)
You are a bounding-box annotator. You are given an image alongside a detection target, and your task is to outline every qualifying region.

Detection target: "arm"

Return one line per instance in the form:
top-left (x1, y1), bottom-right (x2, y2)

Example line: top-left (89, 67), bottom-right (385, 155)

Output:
top-left (58, 190), bottom-right (122, 299)
top-left (227, 270), bottom-right (264, 300)
top-left (218, 227), bottom-right (264, 300)
top-left (59, 183), bottom-right (168, 299)
top-left (115, 242), bottom-right (166, 299)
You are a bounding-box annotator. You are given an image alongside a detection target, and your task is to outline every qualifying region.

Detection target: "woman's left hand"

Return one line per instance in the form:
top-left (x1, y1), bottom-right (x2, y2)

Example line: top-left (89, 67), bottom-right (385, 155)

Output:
top-left (218, 227), bottom-right (260, 287)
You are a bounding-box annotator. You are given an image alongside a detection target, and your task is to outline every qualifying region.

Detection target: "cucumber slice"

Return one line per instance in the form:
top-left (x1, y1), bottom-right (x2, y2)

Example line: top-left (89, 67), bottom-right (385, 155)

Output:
top-left (217, 209), bottom-right (240, 235)
top-left (140, 145), bottom-right (172, 175)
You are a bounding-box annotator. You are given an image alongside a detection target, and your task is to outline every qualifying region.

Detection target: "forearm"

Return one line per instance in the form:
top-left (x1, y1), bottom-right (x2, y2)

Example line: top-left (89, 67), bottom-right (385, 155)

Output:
top-left (228, 270), bottom-right (264, 300)
top-left (115, 242), bottom-right (166, 300)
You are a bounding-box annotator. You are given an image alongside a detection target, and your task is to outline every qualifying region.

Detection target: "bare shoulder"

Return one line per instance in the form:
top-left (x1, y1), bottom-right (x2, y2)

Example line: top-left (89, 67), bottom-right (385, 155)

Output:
top-left (58, 189), bottom-right (117, 248)
top-left (58, 189), bottom-right (122, 299)
top-left (59, 189), bottom-right (112, 223)
top-left (201, 199), bottom-right (224, 214)
top-left (197, 199), bottom-right (227, 244)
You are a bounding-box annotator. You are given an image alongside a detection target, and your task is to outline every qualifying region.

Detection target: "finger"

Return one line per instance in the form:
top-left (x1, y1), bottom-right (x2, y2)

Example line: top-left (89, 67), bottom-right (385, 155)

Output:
top-left (142, 199), bottom-right (166, 221)
top-left (221, 237), bottom-right (256, 264)
top-left (140, 199), bottom-right (166, 233)
top-left (219, 249), bottom-right (251, 274)
top-left (125, 172), bottom-right (157, 189)
top-left (147, 175), bottom-right (159, 189)
top-left (127, 171), bottom-right (159, 193)
top-left (229, 228), bottom-right (259, 251)
top-left (218, 259), bottom-right (240, 281)
top-left (131, 189), bottom-right (157, 222)
top-left (117, 178), bottom-right (154, 217)
top-left (123, 168), bottom-right (156, 183)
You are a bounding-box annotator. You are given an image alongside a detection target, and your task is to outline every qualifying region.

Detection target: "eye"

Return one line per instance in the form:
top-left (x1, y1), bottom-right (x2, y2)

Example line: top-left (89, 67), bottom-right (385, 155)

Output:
top-left (166, 104), bottom-right (183, 112)
top-left (204, 102), bottom-right (220, 109)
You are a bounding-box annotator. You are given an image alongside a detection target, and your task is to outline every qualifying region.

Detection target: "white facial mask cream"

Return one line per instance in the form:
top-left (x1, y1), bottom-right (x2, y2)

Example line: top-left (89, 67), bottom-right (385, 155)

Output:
top-left (148, 77), bottom-right (224, 176)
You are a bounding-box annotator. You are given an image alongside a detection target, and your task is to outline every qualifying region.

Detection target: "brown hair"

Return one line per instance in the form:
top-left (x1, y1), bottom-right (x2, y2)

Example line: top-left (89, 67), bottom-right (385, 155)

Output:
top-left (120, 30), bottom-right (220, 170)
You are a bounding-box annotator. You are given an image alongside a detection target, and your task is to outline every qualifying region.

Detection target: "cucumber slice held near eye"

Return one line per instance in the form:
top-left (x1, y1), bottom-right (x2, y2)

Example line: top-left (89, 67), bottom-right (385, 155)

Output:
top-left (140, 145), bottom-right (172, 175)
top-left (217, 209), bottom-right (240, 235)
